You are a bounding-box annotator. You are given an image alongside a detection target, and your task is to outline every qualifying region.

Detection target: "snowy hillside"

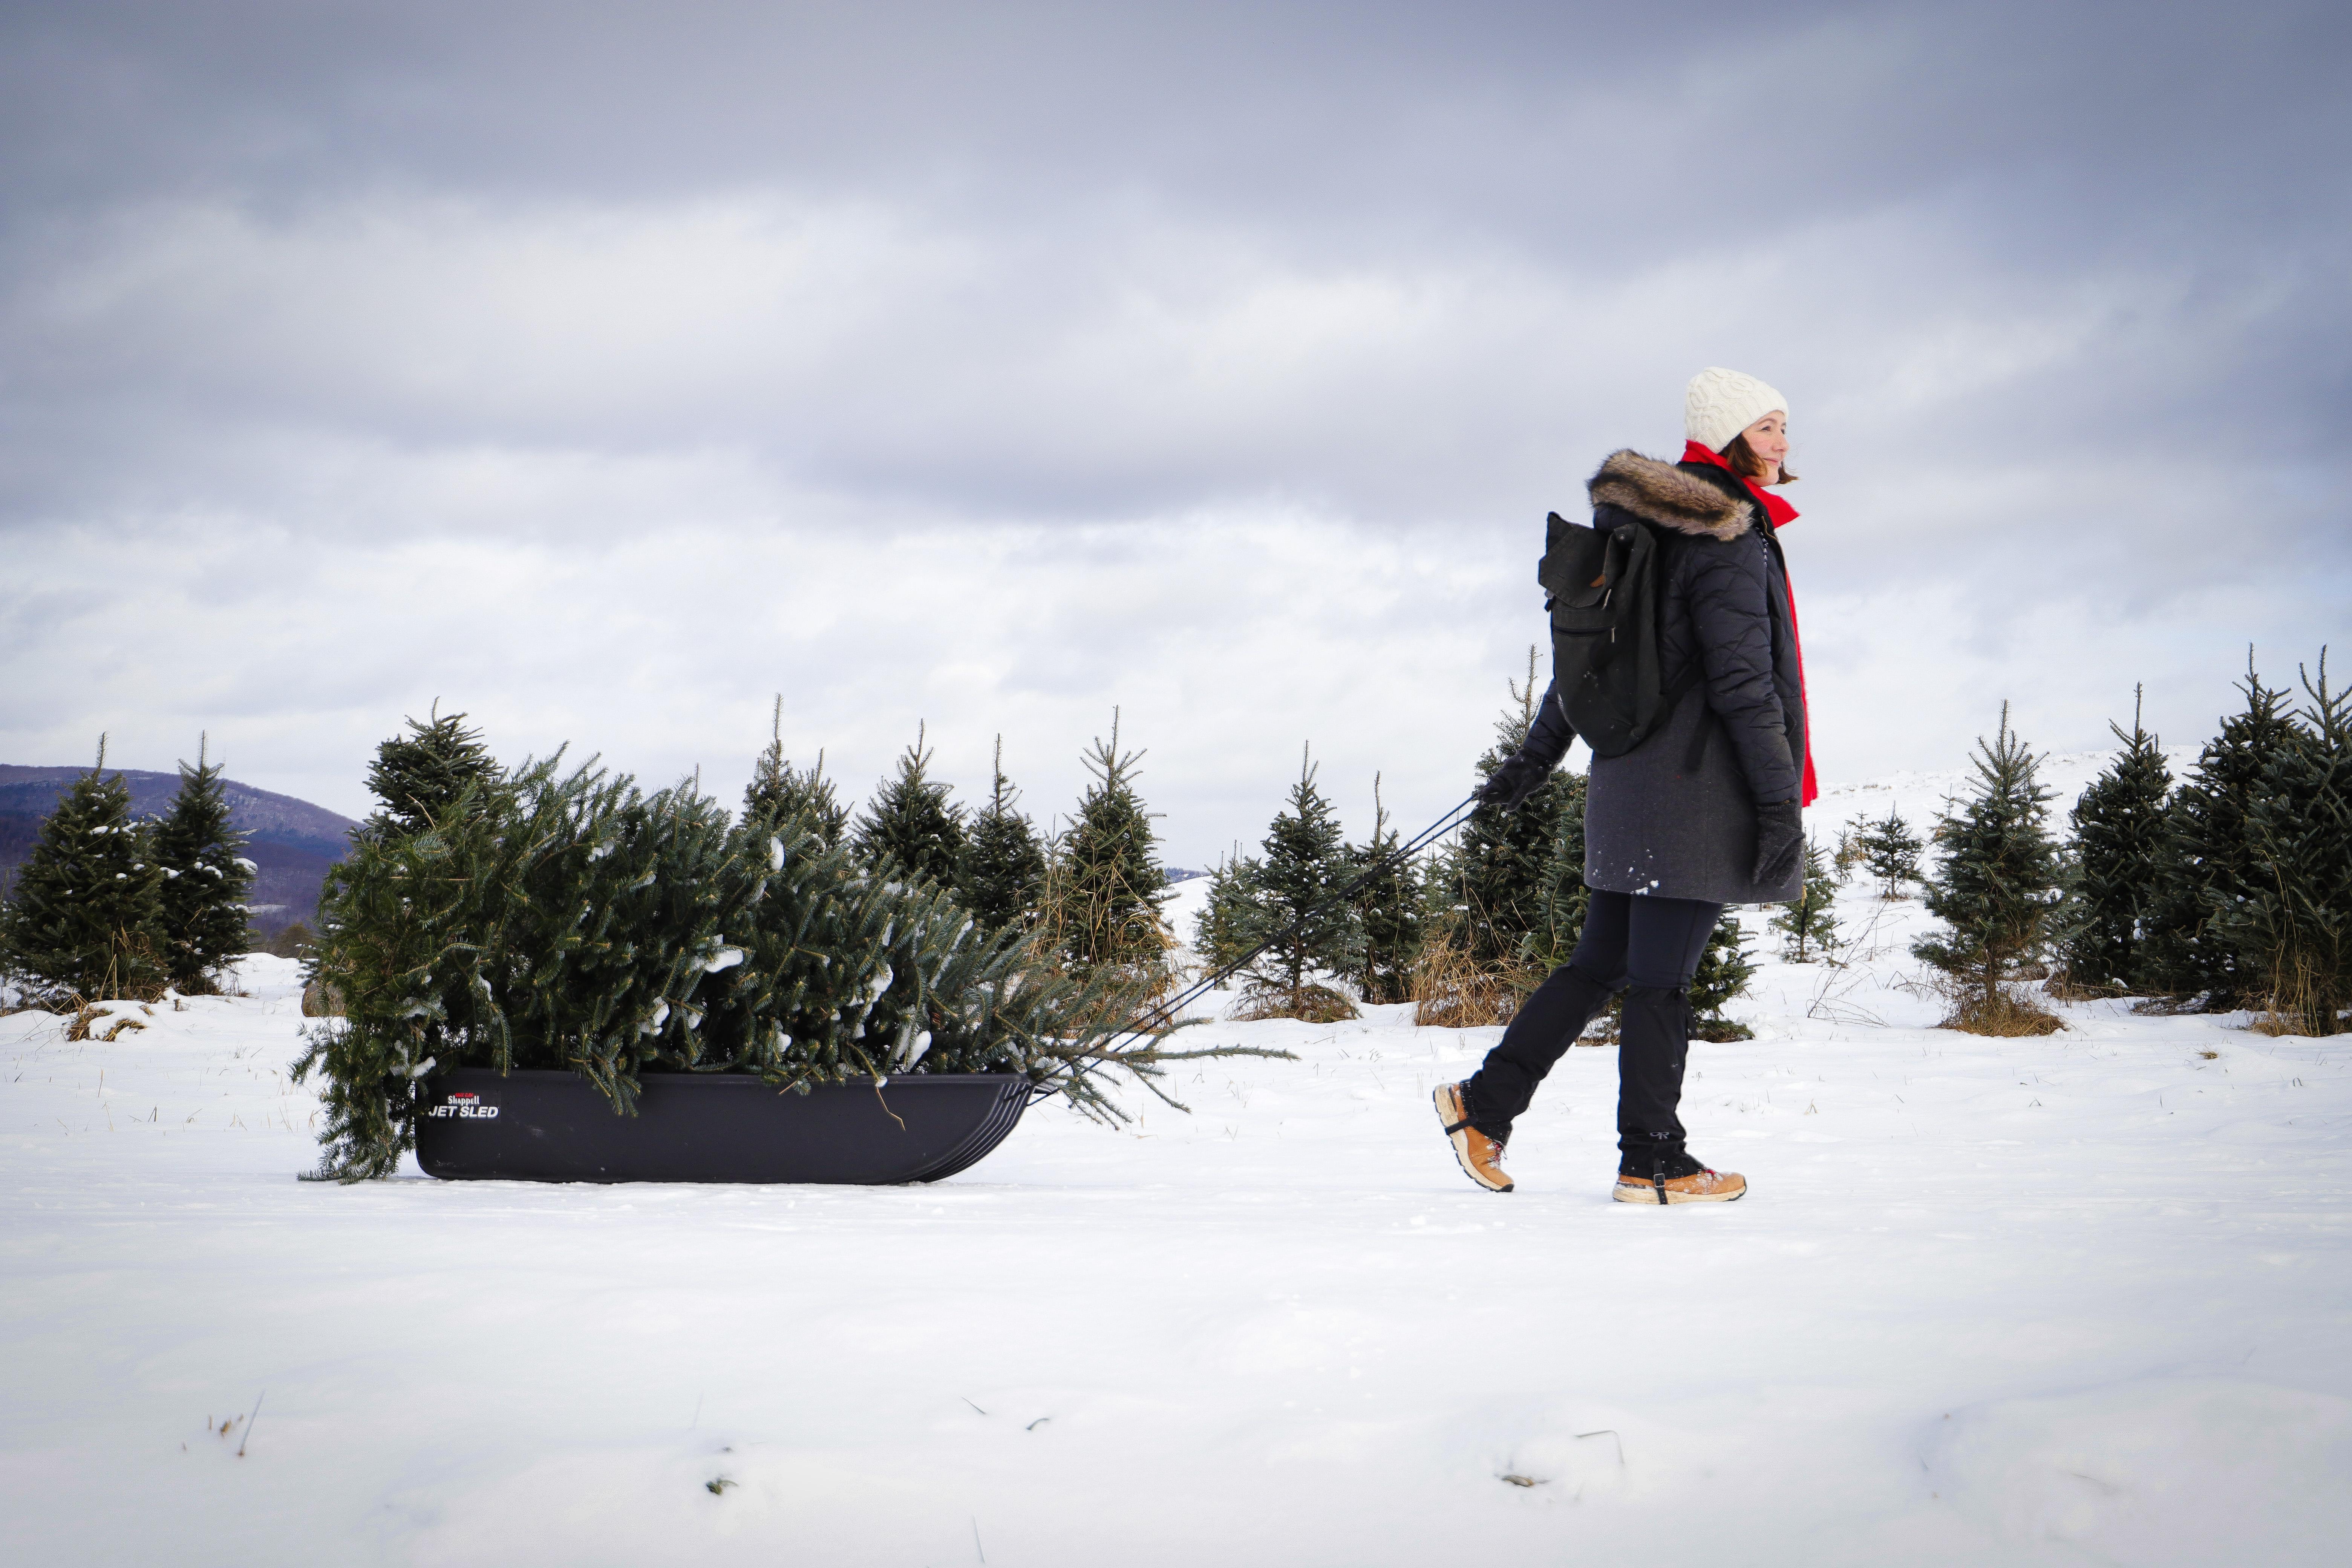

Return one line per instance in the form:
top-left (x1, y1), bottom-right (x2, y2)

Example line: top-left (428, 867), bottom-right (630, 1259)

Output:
top-left (0, 764), bottom-right (358, 933)
top-left (4, 754), bottom-right (2349, 1568)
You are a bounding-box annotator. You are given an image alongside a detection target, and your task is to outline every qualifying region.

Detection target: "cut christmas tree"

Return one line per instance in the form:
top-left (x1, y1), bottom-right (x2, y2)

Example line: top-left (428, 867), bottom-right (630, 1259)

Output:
top-left (297, 714), bottom-right (1259, 1182)
top-left (362, 706), bottom-right (500, 835)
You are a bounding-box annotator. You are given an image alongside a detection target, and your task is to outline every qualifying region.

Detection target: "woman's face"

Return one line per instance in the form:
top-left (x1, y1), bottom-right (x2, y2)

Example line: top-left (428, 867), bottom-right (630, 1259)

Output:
top-left (1740, 412), bottom-right (1789, 481)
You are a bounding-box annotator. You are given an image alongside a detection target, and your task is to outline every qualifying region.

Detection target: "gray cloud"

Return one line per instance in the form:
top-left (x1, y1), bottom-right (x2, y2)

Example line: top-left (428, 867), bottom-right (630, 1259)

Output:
top-left (2, 2), bottom-right (2346, 864)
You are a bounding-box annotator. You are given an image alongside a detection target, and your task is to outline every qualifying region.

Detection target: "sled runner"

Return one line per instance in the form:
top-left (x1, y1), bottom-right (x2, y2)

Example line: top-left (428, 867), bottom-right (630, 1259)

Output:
top-left (414, 1069), bottom-right (1034, 1185)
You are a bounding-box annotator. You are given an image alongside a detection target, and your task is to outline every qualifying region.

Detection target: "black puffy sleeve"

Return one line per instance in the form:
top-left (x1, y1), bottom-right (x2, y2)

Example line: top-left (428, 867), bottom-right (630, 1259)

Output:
top-left (1514, 679), bottom-right (1577, 774)
top-left (1679, 532), bottom-right (1800, 804)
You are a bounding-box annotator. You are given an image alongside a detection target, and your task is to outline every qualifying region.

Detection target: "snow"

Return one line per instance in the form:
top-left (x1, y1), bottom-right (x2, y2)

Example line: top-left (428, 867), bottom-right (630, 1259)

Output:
top-left (6, 777), bottom-right (2352, 1566)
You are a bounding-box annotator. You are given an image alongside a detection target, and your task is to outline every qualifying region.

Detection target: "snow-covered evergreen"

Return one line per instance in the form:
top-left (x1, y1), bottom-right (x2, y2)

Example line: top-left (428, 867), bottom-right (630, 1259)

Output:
top-left (0, 740), bottom-right (166, 1004)
top-left (150, 737), bottom-right (255, 994)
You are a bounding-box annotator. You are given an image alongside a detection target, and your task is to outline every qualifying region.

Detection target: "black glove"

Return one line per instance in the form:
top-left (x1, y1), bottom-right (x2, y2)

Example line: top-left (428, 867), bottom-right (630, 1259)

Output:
top-left (1752, 799), bottom-right (1804, 888)
top-left (1475, 754), bottom-right (1550, 813)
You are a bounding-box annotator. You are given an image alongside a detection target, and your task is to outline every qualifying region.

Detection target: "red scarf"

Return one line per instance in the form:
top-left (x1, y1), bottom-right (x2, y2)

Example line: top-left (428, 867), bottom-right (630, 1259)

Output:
top-left (1682, 441), bottom-right (1816, 806)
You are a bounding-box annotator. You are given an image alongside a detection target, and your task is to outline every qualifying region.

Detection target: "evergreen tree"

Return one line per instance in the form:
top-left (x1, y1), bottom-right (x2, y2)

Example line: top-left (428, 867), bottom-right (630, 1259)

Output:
top-left (1193, 847), bottom-right (1266, 978)
top-left (1857, 807), bottom-right (1923, 899)
top-left (1350, 776), bottom-right (1423, 1006)
top-left (958, 737), bottom-right (1047, 934)
top-left (152, 733), bottom-right (254, 993)
top-left (1770, 836), bottom-right (1842, 963)
top-left (2225, 655), bottom-right (2352, 1034)
top-left (1829, 821), bottom-right (1865, 884)
top-left (1689, 912), bottom-right (1756, 1041)
top-left (852, 723), bottom-right (966, 888)
top-left (0, 737), bottom-right (167, 1004)
top-left (1911, 705), bottom-right (2066, 1014)
top-left (1239, 747), bottom-right (1365, 1017)
top-left (363, 706), bottom-right (499, 835)
top-left (1050, 711), bottom-right (1170, 983)
top-left (2059, 688), bottom-right (2173, 991)
top-left (744, 699), bottom-right (848, 847)
top-left (2144, 657), bottom-right (2298, 1004)
top-left (1446, 651), bottom-right (1576, 972)
top-left (1519, 766), bottom-right (1591, 975)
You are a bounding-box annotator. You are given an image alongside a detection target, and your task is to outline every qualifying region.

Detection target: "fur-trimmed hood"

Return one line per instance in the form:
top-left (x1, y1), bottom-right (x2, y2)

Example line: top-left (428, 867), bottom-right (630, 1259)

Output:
top-left (1586, 449), bottom-right (1753, 541)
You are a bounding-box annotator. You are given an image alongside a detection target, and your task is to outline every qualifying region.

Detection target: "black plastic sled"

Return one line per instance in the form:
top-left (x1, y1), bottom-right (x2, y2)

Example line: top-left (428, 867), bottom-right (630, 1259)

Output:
top-left (414, 1069), bottom-right (1035, 1185)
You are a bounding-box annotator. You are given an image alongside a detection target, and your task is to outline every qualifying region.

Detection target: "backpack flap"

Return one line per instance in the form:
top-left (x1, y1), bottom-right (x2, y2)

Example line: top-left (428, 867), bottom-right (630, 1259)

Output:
top-left (1537, 513), bottom-right (1612, 611)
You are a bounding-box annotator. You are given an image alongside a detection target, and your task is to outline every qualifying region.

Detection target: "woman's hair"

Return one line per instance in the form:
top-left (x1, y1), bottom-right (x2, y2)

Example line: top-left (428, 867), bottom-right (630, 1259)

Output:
top-left (1722, 432), bottom-right (1798, 485)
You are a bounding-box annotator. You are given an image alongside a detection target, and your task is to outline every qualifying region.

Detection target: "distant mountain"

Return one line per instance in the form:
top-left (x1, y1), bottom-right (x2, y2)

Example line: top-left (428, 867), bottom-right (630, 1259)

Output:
top-left (0, 765), bottom-right (360, 935)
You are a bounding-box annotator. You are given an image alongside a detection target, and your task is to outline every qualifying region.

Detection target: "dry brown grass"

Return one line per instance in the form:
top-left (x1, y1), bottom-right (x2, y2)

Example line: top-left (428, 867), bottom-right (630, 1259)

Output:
top-left (1902, 965), bottom-right (2068, 1036)
top-left (65, 1000), bottom-right (155, 1041)
top-left (1014, 857), bottom-right (1182, 1034)
top-left (1943, 984), bottom-right (2065, 1036)
top-left (2246, 952), bottom-right (2348, 1038)
top-left (1409, 926), bottom-right (1532, 1028)
top-left (2243, 1001), bottom-right (2349, 1037)
top-left (1231, 983), bottom-right (1359, 1024)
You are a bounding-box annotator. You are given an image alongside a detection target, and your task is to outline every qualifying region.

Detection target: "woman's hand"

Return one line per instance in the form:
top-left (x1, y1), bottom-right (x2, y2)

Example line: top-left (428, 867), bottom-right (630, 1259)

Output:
top-left (1752, 799), bottom-right (1804, 887)
top-left (1476, 755), bottom-right (1550, 813)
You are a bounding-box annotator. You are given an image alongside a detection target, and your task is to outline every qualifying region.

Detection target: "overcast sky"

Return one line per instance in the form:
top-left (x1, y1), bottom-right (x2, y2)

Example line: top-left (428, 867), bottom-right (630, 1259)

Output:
top-left (3, 0), bottom-right (2346, 864)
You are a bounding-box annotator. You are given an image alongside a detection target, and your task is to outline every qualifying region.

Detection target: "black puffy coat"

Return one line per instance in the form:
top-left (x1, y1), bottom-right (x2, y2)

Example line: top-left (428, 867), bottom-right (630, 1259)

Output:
top-left (1515, 450), bottom-right (1805, 904)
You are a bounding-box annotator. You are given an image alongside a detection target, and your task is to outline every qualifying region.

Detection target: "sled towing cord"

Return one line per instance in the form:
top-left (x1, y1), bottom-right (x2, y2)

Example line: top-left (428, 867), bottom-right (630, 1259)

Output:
top-left (1040, 792), bottom-right (1482, 1093)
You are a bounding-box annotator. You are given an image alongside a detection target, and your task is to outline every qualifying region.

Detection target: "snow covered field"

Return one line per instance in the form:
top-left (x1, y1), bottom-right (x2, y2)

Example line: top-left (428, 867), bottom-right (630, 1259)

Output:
top-left (7, 792), bottom-right (2352, 1566)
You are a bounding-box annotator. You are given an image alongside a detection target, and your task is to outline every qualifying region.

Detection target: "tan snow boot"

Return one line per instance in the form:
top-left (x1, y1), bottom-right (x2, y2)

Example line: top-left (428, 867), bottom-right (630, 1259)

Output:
top-left (1613, 1167), bottom-right (1746, 1204)
top-left (1435, 1083), bottom-right (1513, 1193)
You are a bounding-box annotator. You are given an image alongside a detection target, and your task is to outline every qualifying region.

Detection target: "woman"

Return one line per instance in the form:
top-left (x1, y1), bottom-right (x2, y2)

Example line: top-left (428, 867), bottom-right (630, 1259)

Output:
top-left (1434, 366), bottom-right (1815, 1204)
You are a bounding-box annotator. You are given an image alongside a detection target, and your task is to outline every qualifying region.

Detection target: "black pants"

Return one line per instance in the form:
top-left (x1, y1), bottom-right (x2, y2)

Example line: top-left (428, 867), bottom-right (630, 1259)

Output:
top-left (1463, 890), bottom-right (1722, 1168)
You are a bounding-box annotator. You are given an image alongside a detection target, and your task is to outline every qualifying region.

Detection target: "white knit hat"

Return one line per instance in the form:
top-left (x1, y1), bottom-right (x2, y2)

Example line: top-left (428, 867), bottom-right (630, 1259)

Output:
top-left (1684, 366), bottom-right (1788, 453)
